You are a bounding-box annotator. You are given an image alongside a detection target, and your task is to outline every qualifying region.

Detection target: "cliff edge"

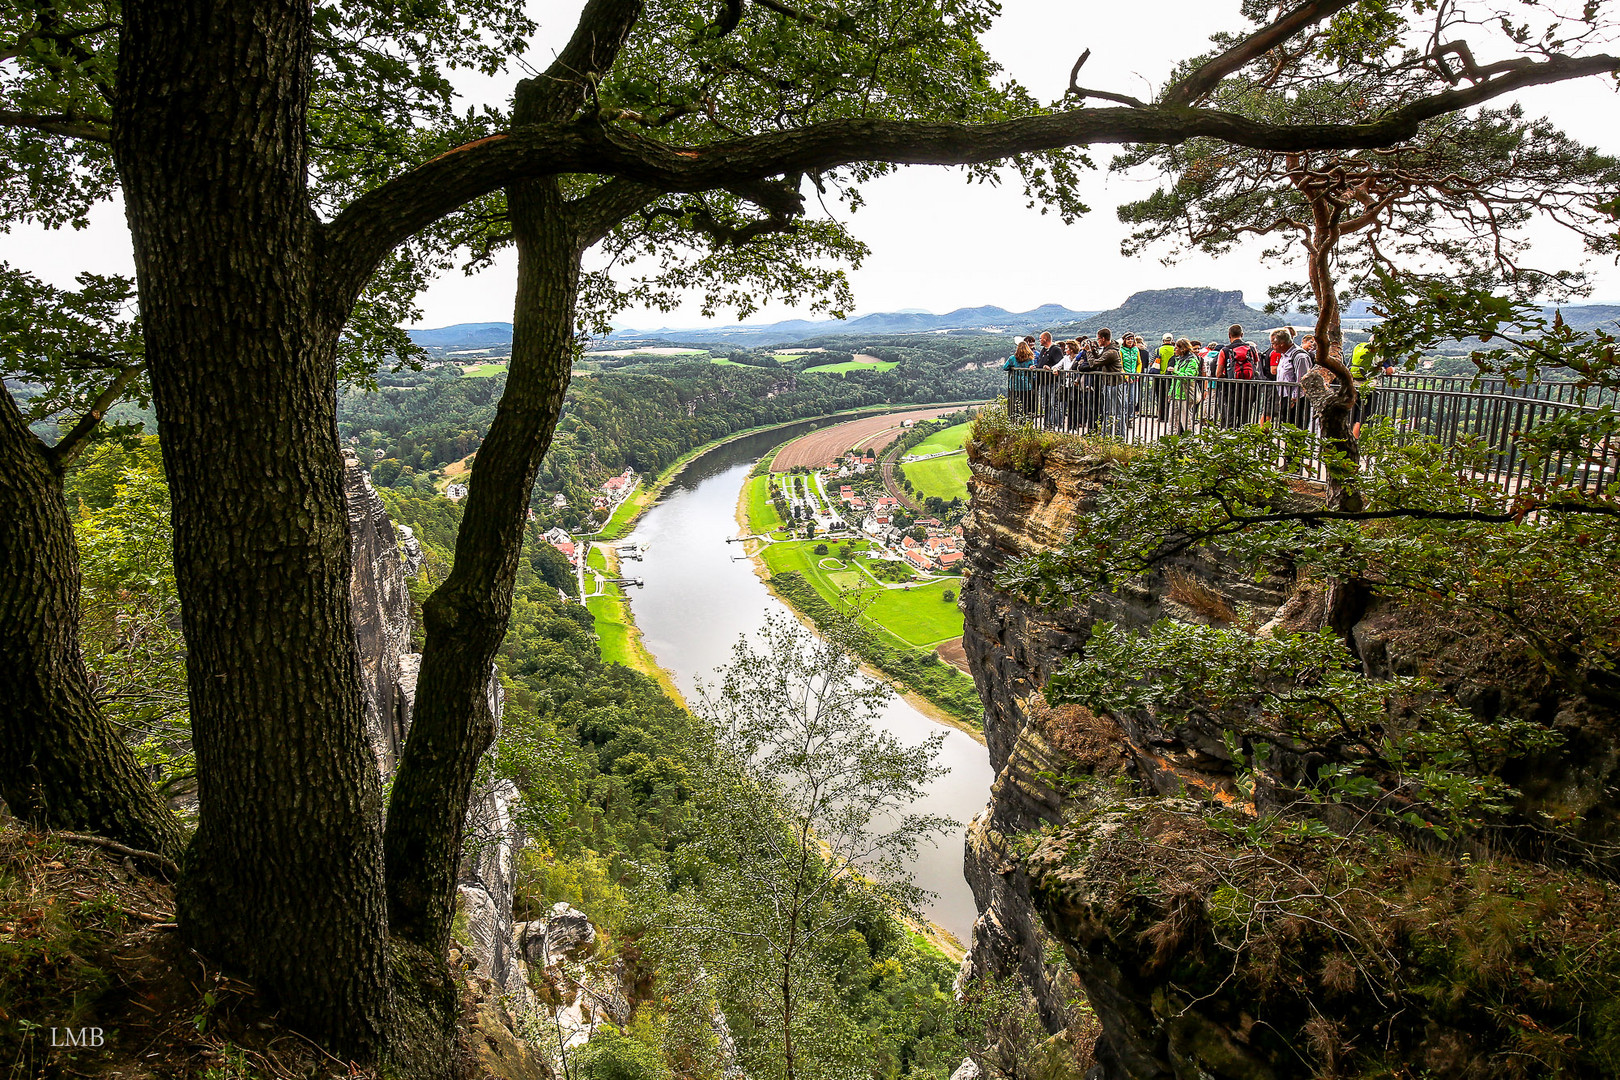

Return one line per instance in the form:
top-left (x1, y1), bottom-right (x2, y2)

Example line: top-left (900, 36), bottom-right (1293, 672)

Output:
top-left (956, 436), bottom-right (1620, 1078)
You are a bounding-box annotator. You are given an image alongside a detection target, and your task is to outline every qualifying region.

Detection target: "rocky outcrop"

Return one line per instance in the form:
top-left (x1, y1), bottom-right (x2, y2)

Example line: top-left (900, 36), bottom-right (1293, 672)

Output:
top-left (957, 440), bottom-right (1275, 1034)
top-left (343, 449), bottom-right (419, 774)
top-left (958, 437), bottom-right (1620, 1079)
top-left (343, 455), bottom-right (538, 1058)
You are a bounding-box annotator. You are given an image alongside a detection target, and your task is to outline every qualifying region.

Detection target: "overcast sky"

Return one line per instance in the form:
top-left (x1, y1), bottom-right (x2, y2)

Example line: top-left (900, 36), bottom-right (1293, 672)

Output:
top-left (8, 1), bottom-right (1617, 330)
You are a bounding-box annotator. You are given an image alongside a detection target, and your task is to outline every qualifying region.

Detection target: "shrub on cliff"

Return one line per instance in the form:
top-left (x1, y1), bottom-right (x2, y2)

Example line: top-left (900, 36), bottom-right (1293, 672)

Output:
top-left (969, 400), bottom-right (1062, 479)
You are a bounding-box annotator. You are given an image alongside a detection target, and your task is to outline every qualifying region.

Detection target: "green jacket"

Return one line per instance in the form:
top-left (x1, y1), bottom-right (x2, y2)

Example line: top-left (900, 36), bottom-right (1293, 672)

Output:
top-left (1120, 345), bottom-right (1141, 374)
top-left (1169, 353), bottom-right (1202, 400)
top-left (1351, 342), bottom-right (1374, 382)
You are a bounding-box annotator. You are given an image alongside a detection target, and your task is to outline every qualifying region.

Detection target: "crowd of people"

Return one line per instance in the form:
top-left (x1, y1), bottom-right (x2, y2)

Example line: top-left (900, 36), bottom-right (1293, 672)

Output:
top-left (1003, 322), bottom-right (1391, 437)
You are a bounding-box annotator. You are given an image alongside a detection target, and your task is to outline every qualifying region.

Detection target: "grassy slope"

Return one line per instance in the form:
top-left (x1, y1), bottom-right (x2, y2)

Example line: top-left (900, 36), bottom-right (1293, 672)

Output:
top-left (902, 454), bottom-right (971, 503)
top-left (460, 362), bottom-right (508, 378)
top-left (907, 421), bottom-right (973, 457)
top-left (594, 484), bottom-right (645, 540)
top-left (759, 541), bottom-right (963, 648)
top-left (744, 474), bottom-right (786, 534)
top-left (804, 359), bottom-right (900, 374)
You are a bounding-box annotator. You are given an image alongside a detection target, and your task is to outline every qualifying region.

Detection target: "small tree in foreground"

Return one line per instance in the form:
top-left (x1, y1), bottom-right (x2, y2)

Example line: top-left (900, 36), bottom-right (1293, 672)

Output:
top-left (672, 614), bottom-right (951, 1080)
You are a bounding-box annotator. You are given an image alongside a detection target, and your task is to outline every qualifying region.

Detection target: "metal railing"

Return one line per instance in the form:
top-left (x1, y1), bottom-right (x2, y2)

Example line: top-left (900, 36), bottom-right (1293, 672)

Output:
top-left (1005, 367), bottom-right (1618, 496)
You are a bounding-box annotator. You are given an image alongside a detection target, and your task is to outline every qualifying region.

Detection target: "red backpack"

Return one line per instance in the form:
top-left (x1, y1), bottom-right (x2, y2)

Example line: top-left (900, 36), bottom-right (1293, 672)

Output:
top-left (1223, 343), bottom-right (1257, 380)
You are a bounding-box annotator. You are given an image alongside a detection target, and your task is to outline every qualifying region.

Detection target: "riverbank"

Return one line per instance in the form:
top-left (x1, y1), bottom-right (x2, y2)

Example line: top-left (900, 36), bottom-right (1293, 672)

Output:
top-left (734, 479), bottom-right (985, 745)
top-left (594, 400), bottom-right (980, 541)
top-left (583, 544), bottom-right (688, 707)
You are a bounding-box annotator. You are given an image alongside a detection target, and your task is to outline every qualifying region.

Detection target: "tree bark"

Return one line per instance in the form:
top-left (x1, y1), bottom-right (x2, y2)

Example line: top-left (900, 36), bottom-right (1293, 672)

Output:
top-left (383, 174), bottom-right (579, 952)
top-left (1305, 193), bottom-right (1364, 514)
top-left (114, 0), bottom-right (389, 1057)
top-left (384, 0), bottom-right (646, 957)
top-left (0, 388), bottom-right (184, 859)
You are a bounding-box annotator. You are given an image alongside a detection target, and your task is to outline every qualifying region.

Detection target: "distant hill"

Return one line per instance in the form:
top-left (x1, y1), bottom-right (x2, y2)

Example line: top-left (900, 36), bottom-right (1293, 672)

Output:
top-left (406, 322), bottom-right (514, 349)
top-left (406, 295), bottom-right (1619, 352)
top-left (1051, 288), bottom-right (1268, 341)
top-left (593, 302), bottom-right (1099, 348)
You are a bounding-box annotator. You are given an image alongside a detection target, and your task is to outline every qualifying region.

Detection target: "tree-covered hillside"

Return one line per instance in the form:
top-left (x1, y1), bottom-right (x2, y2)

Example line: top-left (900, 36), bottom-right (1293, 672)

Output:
top-left (339, 358), bottom-right (993, 531)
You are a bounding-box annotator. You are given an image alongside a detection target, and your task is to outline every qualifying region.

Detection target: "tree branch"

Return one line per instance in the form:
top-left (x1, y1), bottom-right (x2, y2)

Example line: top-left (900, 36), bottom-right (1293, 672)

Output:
top-left (46, 364), bottom-right (141, 469)
top-left (1067, 47), bottom-right (1150, 108)
top-left (528, 0), bottom-right (646, 122)
top-left (1162, 0), bottom-right (1362, 108)
top-left (564, 177), bottom-right (662, 248)
top-left (319, 48), bottom-right (1620, 313)
top-left (0, 109), bottom-right (110, 142)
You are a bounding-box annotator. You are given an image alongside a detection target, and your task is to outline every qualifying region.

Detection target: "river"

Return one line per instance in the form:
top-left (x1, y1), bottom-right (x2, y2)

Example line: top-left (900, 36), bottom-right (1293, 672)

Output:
top-left (623, 419), bottom-right (993, 944)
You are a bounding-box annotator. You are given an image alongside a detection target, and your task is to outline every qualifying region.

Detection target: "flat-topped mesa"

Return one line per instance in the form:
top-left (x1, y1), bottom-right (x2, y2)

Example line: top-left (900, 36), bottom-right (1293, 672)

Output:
top-left (955, 434), bottom-right (1620, 1079)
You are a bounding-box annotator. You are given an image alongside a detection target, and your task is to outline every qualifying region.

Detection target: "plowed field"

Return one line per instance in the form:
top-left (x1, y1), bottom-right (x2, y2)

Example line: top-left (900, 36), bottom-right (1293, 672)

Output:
top-left (771, 407), bottom-right (960, 471)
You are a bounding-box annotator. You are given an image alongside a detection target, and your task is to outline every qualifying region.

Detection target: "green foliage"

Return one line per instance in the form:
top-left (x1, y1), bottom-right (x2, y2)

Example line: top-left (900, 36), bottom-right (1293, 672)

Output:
top-left (338, 362), bottom-right (983, 534)
top-left (657, 614), bottom-right (953, 1080)
top-left (575, 1025), bottom-right (670, 1080)
top-left (1004, 419), bottom-right (1620, 707)
top-left (64, 438), bottom-right (191, 792)
top-left (771, 572), bottom-right (980, 725)
top-left (531, 540), bottom-right (579, 598)
top-left (969, 400), bottom-right (1065, 479)
top-left (1, 264), bottom-right (144, 444)
top-left (1049, 621), bottom-right (1561, 838)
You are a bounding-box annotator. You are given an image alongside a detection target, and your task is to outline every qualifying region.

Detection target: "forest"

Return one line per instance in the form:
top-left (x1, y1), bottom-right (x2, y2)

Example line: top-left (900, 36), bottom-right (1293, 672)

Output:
top-left (339, 358), bottom-right (989, 531)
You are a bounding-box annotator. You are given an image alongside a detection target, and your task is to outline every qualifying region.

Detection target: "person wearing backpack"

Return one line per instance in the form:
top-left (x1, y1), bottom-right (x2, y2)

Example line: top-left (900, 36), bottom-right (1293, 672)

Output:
top-left (1213, 323), bottom-right (1263, 428)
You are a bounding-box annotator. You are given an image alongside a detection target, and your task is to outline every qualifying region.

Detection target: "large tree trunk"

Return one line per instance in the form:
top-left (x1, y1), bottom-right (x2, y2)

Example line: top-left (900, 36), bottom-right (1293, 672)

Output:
top-left (384, 173), bottom-right (579, 953)
top-left (383, 1), bottom-right (645, 954)
top-left (114, 0), bottom-right (389, 1057)
top-left (1301, 196), bottom-right (1369, 642)
top-left (0, 390), bottom-right (184, 859)
top-left (1304, 199), bottom-right (1363, 514)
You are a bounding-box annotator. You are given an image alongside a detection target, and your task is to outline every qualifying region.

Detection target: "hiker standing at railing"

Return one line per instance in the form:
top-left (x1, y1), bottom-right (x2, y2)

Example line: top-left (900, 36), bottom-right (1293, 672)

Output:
top-left (1003, 340), bottom-right (1036, 418)
top-left (1051, 339), bottom-right (1080, 430)
top-left (1120, 333), bottom-right (1145, 420)
top-left (1350, 331), bottom-right (1394, 438)
top-left (1150, 333), bottom-right (1176, 418)
top-left (1213, 323), bottom-right (1265, 429)
top-left (1166, 337), bottom-right (1204, 435)
top-left (1092, 329), bottom-right (1128, 438)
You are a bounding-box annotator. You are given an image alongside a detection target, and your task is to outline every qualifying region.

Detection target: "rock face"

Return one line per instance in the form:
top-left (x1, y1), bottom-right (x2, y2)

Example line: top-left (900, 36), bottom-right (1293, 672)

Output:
top-left (343, 449), bottom-right (419, 774)
top-left (957, 438), bottom-right (1620, 1078)
top-left (342, 455), bottom-right (533, 1031)
top-left (956, 441), bottom-right (1289, 1034)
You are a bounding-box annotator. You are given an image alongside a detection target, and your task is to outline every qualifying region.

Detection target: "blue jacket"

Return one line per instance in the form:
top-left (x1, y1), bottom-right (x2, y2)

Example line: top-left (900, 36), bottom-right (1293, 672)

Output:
top-left (1003, 353), bottom-right (1035, 391)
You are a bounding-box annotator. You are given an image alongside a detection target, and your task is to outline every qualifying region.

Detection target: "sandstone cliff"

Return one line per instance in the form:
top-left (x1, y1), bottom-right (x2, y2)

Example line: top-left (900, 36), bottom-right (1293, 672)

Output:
top-left (343, 448), bottom-right (422, 775)
top-left (956, 437), bottom-right (1620, 1079)
top-left (344, 451), bottom-right (550, 1073)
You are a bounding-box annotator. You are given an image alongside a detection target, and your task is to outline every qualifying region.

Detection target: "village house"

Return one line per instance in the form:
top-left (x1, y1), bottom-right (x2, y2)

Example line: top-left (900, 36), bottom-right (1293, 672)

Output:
top-left (543, 526), bottom-right (579, 565)
top-left (600, 467), bottom-right (637, 502)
